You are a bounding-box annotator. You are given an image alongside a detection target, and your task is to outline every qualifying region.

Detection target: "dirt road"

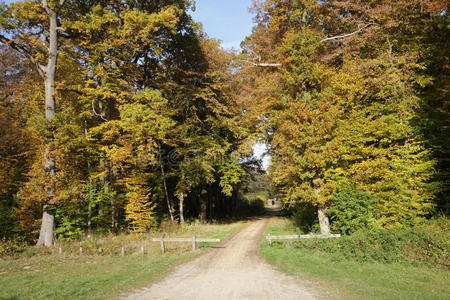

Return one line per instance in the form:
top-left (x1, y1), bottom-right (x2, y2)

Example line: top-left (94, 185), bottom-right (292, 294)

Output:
top-left (123, 218), bottom-right (321, 300)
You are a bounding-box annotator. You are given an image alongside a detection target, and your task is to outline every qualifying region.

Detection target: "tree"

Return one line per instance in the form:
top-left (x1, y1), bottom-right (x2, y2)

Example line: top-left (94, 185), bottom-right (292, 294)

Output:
top-left (1, 0), bottom-right (202, 239)
top-left (92, 89), bottom-right (174, 231)
top-left (0, 46), bottom-right (35, 238)
top-left (241, 0), bottom-right (446, 232)
top-left (1, 0), bottom-right (69, 245)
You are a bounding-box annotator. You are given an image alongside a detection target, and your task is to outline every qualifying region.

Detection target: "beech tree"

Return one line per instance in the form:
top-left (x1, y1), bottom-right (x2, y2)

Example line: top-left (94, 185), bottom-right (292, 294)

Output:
top-left (0, 0), bottom-right (69, 245)
top-left (240, 0), bottom-right (448, 233)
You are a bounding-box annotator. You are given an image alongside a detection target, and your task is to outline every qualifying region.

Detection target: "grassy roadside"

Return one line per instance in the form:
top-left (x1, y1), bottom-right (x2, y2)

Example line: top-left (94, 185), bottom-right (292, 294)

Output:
top-left (261, 217), bottom-right (450, 300)
top-left (0, 221), bottom-right (244, 300)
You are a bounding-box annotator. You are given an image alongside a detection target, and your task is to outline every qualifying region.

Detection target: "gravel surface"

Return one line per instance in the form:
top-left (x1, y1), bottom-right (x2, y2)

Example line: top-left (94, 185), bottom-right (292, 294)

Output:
top-left (123, 217), bottom-right (321, 300)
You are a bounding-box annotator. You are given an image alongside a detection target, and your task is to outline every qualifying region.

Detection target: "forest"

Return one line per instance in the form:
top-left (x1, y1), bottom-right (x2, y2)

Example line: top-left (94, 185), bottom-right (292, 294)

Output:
top-left (0, 0), bottom-right (449, 248)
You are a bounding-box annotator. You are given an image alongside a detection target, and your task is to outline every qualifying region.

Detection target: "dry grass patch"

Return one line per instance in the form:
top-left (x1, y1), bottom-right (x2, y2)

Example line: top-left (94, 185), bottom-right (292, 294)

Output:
top-left (0, 221), bottom-right (244, 300)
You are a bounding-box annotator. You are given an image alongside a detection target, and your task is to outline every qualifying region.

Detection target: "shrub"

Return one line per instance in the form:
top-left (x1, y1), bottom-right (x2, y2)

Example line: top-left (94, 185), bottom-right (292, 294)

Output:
top-left (328, 185), bottom-right (374, 234)
top-left (0, 237), bottom-right (29, 257)
top-left (0, 198), bottom-right (17, 238)
top-left (290, 225), bottom-right (450, 268)
top-left (55, 216), bottom-right (84, 241)
top-left (292, 202), bottom-right (318, 233)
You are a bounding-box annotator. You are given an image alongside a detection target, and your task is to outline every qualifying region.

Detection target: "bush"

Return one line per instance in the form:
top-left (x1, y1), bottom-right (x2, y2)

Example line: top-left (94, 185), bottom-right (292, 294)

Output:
top-left (292, 202), bottom-right (318, 233)
top-left (0, 198), bottom-right (17, 238)
top-left (328, 185), bottom-right (374, 235)
top-left (55, 216), bottom-right (84, 241)
top-left (0, 237), bottom-right (29, 257)
top-left (290, 225), bottom-right (450, 268)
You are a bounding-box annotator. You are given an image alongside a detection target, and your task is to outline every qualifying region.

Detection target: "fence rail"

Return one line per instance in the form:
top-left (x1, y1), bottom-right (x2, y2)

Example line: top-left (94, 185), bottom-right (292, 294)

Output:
top-left (266, 234), bottom-right (341, 246)
top-left (152, 237), bottom-right (221, 253)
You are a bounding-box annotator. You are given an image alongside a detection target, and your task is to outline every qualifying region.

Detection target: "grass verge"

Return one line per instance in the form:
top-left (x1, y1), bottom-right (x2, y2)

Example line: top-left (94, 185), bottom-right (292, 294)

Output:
top-left (0, 221), bottom-right (243, 300)
top-left (261, 217), bottom-right (450, 300)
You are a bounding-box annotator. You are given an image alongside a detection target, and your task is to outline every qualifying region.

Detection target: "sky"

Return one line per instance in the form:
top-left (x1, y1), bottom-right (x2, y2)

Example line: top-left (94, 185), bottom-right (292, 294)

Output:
top-left (191, 0), bottom-right (254, 49)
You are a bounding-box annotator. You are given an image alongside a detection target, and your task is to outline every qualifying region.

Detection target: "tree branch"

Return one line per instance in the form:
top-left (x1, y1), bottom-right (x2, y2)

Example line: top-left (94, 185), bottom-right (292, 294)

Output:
top-left (92, 99), bottom-right (108, 121)
top-left (244, 49), bottom-right (282, 68)
top-left (246, 22), bottom-right (378, 68)
top-left (57, 87), bottom-right (83, 95)
top-left (320, 23), bottom-right (378, 42)
top-left (56, 27), bottom-right (70, 38)
top-left (41, 0), bottom-right (52, 14)
top-left (249, 61), bottom-right (282, 67)
top-left (0, 34), bottom-right (30, 58)
top-left (0, 33), bottom-right (46, 76)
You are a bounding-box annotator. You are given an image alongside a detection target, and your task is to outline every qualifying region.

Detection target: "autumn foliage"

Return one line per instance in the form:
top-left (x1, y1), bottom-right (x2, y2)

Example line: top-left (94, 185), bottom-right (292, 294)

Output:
top-left (0, 0), bottom-right (448, 242)
top-left (240, 0), bottom-right (449, 233)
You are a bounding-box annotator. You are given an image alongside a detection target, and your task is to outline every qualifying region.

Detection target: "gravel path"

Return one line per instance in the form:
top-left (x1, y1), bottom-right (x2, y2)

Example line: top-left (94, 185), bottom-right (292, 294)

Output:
top-left (123, 218), bottom-right (320, 300)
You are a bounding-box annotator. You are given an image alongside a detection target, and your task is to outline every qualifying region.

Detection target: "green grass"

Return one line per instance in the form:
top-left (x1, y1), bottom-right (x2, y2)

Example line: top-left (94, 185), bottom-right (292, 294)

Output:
top-left (0, 221), bottom-right (243, 300)
top-left (261, 217), bottom-right (450, 300)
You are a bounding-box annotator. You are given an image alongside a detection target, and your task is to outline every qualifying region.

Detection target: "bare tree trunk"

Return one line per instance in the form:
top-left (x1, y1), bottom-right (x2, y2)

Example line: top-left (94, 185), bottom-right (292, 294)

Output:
top-left (111, 193), bottom-right (117, 231)
top-left (178, 193), bottom-right (185, 224)
top-left (317, 203), bottom-right (330, 235)
top-left (108, 177), bottom-right (117, 232)
top-left (87, 203), bottom-right (92, 237)
top-left (37, 6), bottom-right (59, 246)
top-left (84, 119), bottom-right (93, 238)
top-left (99, 159), bottom-right (117, 232)
top-left (37, 204), bottom-right (55, 246)
top-left (199, 189), bottom-right (207, 223)
top-left (101, 161), bottom-right (117, 232)
top-left (159, 147), bottom-right (174, 222)
top-left (313, 177), bottom-right (331, 235)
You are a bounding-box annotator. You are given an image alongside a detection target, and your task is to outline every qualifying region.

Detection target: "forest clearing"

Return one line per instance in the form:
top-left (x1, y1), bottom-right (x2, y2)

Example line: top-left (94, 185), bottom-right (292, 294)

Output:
top-left (0, 0), bottom-right (449, 299)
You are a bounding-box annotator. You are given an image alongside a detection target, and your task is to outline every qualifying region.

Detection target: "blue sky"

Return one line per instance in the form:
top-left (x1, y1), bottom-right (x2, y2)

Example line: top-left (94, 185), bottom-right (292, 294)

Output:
top-left (191, 0), bottom-right (255, 49)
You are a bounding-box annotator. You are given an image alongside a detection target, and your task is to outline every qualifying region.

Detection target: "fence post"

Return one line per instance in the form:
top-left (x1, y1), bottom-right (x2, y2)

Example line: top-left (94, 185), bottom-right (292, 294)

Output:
top-left (267, 234), bottom-right (272, 246)
top-left (59, 247), bottom-right (62, 255)
top-left (160, 237), bottom-right (165, 254)
top-left (80, 247), bottom-right (83, 255)
top-left (192, 235), bottom-right (196, 251)
top-left (121, 247), bottom-right (125, 256)
top-left (141, 245), bottom-right (145, 255)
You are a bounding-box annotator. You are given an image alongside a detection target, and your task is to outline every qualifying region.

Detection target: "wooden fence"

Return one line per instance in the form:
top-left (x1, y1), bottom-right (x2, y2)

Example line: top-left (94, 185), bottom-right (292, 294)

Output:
top-left (266, 234), bottom-right (341, 246)
top-left (55, 236), bottom-right (221, 256)
top-left (57, 245), bottom-right (144, 256)
top-left (152, 237), bottom-right (221, 253)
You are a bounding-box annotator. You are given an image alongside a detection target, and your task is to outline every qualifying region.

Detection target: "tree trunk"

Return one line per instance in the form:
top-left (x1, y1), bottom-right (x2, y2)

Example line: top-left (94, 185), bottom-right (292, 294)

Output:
top-left (0, 3), bottom-right (63, 246)
top-left (199, 189), bottom-right (207, 223)
top-left (317, 203), bottom-right (330, 235)
top-left (87, 203), bottom-right (92, 238)
top-left (313, 177), bottom-right (331, 235)
top-left (159, 147), bottom-right (174, 222)
top-left (111, 192), bottom-right (116, 231)
top-left (85, 119), bottom-right (93, 238)
top-left (178, 193), bottom-right (185, 224)
top-left (101, 161), bottom-right (118, 232)
top-left (37, 204), bottom-right (55, 246)
top-left (37, 7), bottom-right (59, 246)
